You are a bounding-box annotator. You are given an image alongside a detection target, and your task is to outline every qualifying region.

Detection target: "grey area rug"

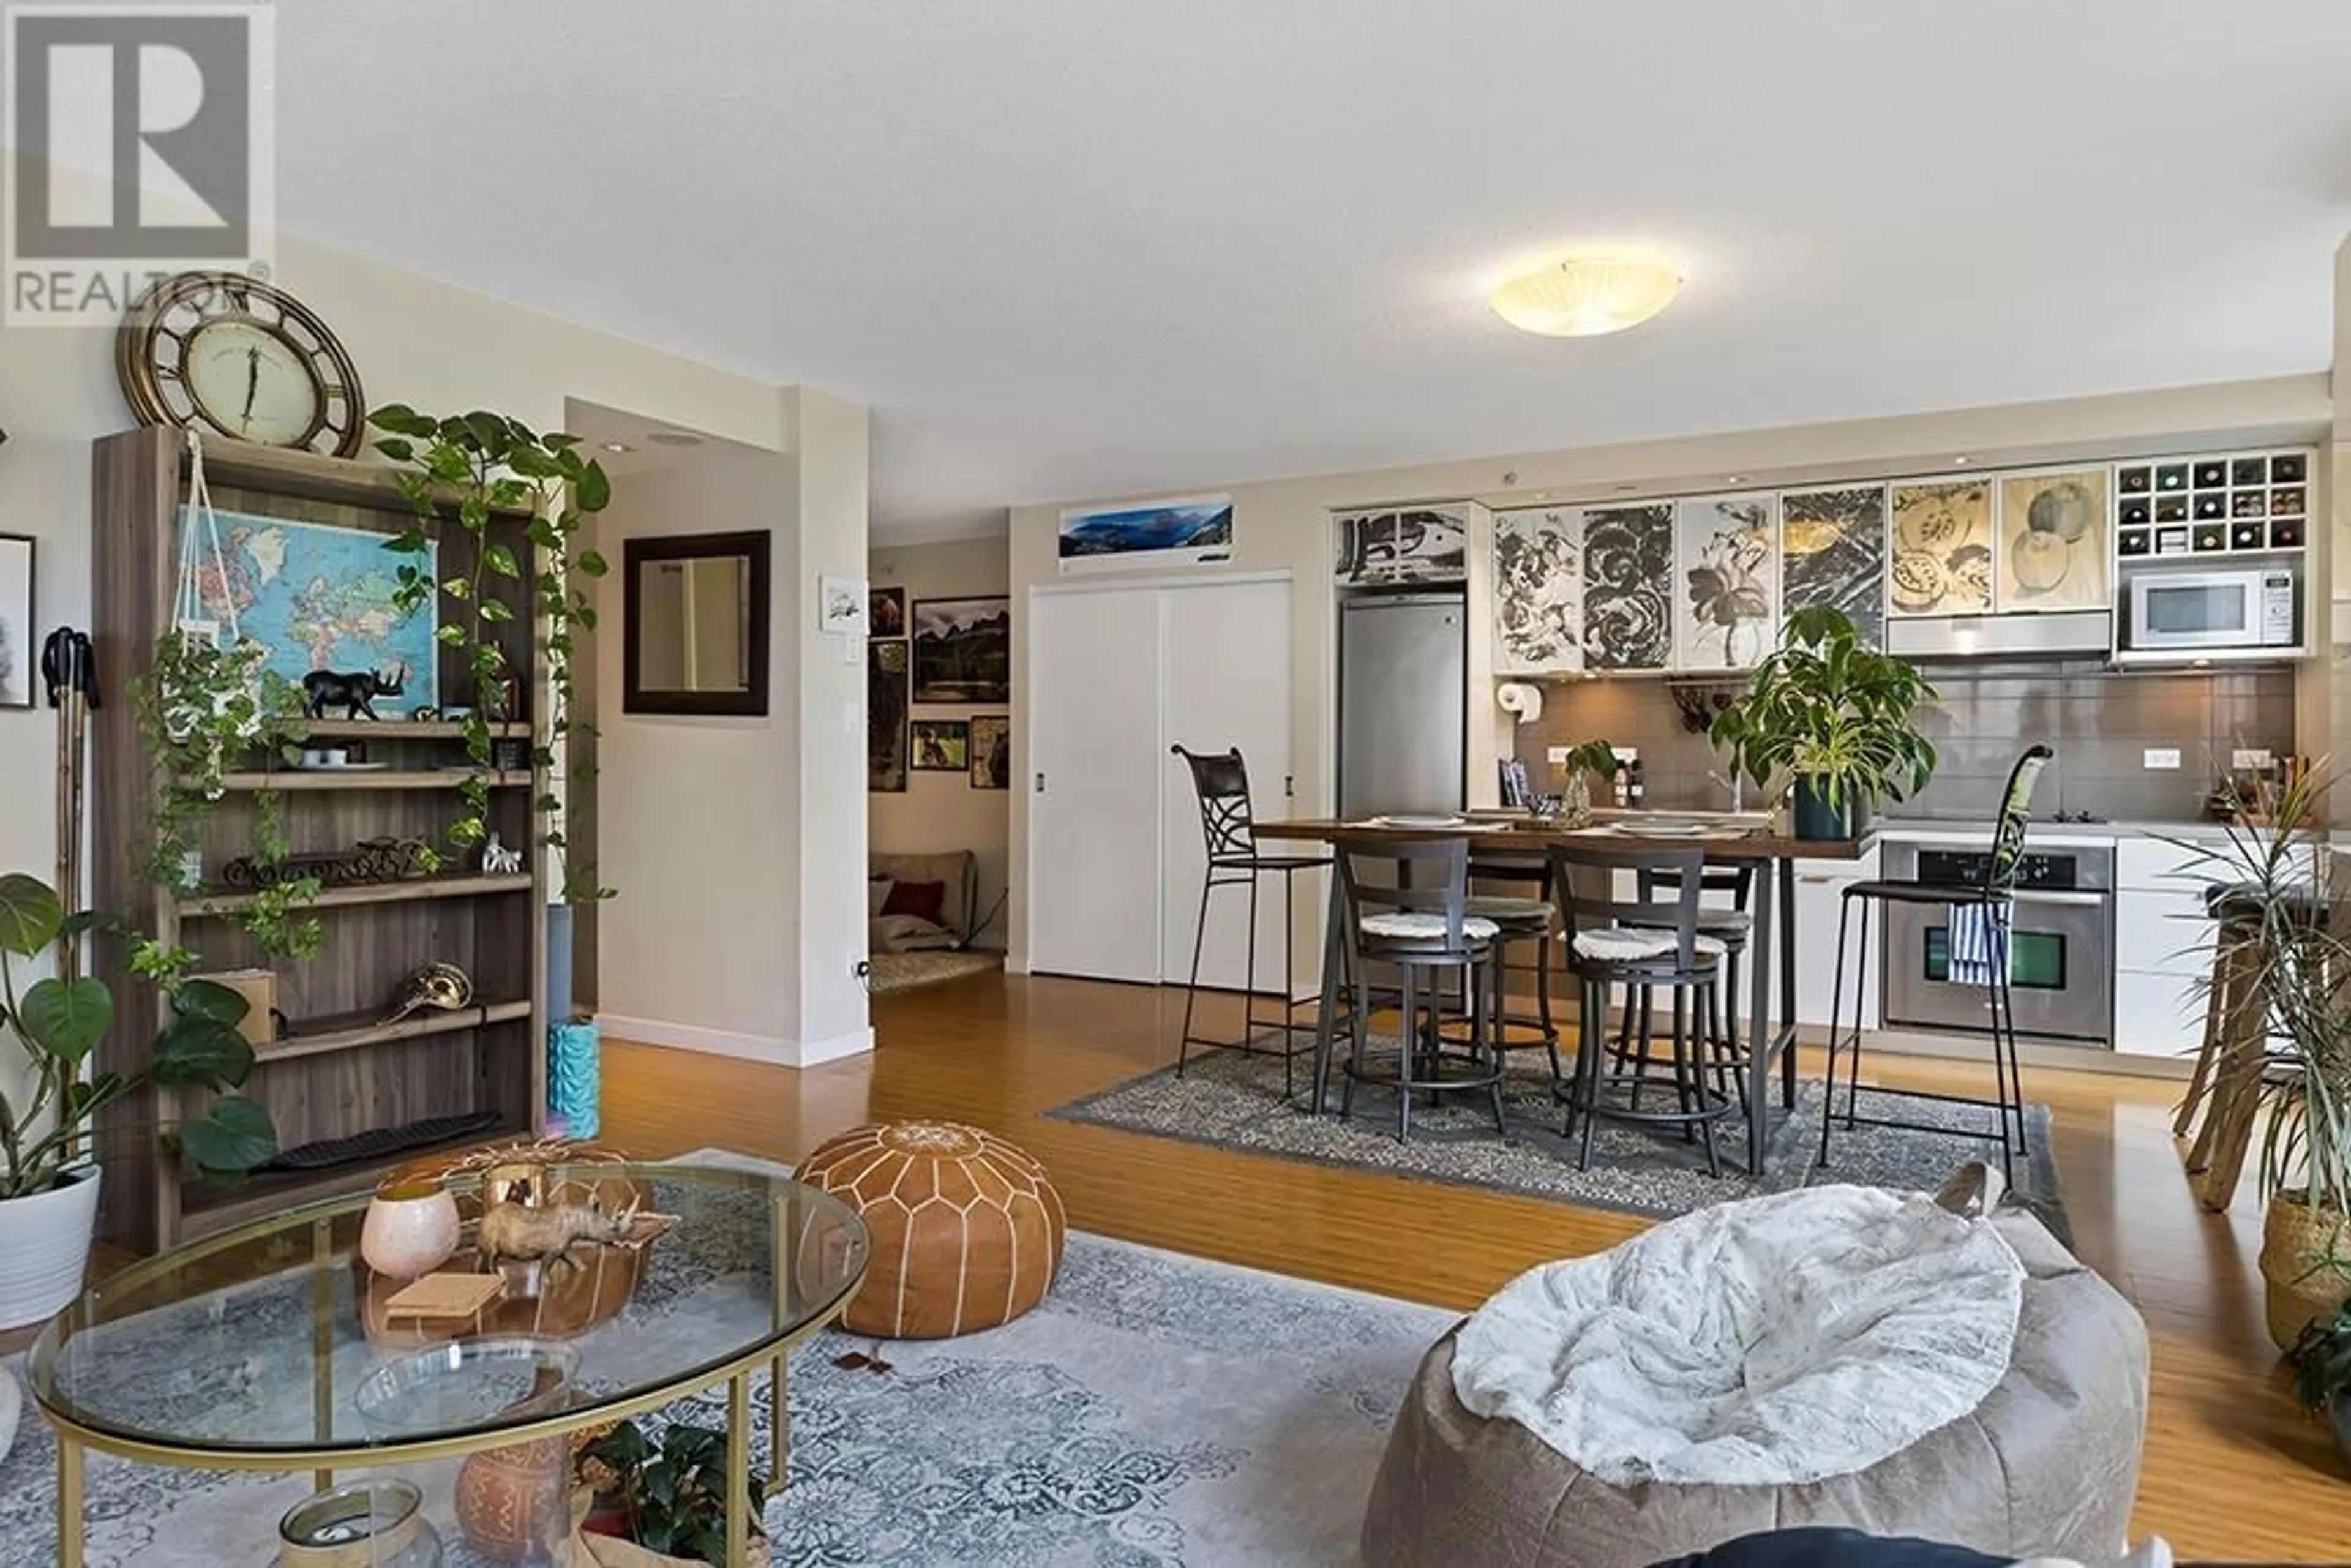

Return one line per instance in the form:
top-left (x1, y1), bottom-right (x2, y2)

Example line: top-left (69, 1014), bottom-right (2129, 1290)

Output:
top-left (0, 1158), bottom-right (1452, 1566)
top-left (1048, 1036), bottom-right (2069, 1240)
top-left (867, 948), bottom-right (1003, 996)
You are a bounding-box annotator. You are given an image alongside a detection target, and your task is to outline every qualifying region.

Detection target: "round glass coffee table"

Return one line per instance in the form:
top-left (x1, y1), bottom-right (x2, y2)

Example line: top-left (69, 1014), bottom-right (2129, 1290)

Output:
top-left (28, 1159), bottom-right (868, 1566)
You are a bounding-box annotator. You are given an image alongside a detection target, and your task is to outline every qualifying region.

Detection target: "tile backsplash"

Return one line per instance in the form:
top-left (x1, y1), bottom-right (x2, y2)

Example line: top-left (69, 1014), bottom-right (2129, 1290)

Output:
top-left (1510, 666), bottom-right (2296, 822)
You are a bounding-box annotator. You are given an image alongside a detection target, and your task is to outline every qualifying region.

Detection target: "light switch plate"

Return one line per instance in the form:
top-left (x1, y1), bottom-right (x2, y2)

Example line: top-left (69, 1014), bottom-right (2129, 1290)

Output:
top-left (2233, 748), bottom-right (2273, 770)
top-left (1546, 746), bottom-right (1573, 767)
top-left (2143, 748), bottom-right (2181, 771)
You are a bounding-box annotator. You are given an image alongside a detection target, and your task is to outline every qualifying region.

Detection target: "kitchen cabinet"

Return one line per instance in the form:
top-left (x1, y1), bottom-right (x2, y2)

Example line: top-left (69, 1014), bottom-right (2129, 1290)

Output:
top-left (1793, 847), bottom-right (1881, 1032)
top-left (2107, 830), bottom-right (2311, 1061)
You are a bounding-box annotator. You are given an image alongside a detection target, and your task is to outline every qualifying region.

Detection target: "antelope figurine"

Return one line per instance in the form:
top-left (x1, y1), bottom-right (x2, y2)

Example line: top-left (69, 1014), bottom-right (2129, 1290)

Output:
top-left (477, 1195), bottom-right (676, 1277)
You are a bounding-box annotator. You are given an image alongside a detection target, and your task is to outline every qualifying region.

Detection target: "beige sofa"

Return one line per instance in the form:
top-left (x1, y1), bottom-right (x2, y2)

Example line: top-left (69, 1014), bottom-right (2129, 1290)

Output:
top-left (869, 851), bottom-right (977, 953)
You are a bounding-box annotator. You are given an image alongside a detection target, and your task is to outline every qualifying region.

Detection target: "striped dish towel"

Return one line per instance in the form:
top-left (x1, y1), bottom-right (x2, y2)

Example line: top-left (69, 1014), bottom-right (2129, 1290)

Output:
top-left (1946, 904), bottom-right (2002, 987)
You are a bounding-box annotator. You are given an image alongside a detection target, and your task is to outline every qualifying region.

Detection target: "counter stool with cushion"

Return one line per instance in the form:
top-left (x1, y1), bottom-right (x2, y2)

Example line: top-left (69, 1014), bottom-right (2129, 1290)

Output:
top-left (1548, 842), bottom-right (1734, 1178)
top-left (1333, 835), bottom-right (1508, 1143)
top-left (1618, 863), bottom-right (1755, 1112)
top-left (1435, 854), bottom-right (1564, 1090)
top-left (1169, 745), bottom-right (1333, 1098)
top-left (1820, 746), bottom-right (2052, 1187)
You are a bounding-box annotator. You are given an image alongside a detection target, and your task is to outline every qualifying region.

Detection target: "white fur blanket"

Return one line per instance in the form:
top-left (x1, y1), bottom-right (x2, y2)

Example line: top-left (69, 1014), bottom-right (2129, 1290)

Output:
top-left (1450, 1184), bottom-right (2027, 1486)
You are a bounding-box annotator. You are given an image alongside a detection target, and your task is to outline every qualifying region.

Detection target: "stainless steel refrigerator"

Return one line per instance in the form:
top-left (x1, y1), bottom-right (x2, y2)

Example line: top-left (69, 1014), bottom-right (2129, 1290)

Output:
top-left (1339, 592), bottom-right (1466, 817)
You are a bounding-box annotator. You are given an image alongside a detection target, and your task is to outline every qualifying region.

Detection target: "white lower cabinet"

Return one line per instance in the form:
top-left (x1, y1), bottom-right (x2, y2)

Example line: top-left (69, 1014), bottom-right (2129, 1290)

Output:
top-left (2111, 960), bottom-right (2205, 1062)
top-left (1793, 849), bottom-right (1881, 1032)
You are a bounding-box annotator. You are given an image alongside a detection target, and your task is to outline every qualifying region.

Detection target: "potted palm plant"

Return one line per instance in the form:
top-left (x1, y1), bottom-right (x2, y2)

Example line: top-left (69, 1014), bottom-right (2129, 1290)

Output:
top-left (0, 873), bottom-right (277, 1327)
top-left (1707, 607), bottom-right (1938, 840)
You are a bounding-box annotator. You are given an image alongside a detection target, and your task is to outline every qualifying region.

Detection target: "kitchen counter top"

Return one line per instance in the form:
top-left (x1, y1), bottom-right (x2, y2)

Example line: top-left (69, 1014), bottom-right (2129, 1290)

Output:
top-left (1874, 817), bottom-right (2251, 845)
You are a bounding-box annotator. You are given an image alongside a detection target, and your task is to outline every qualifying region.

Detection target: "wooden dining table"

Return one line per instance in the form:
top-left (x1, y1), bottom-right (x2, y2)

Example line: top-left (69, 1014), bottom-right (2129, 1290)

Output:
top-left (1251, 815), bottom-right (1875, 1177)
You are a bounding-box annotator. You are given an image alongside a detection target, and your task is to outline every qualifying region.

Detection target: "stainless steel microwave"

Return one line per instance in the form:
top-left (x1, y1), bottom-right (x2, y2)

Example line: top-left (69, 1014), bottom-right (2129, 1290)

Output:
top-left (2124, 566), bottom-right (2297, 651)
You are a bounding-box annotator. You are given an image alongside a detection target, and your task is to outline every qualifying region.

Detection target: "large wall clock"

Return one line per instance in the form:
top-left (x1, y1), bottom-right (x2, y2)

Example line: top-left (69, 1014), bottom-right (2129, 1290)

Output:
top-left (117, 271), bottom-right (367, 457)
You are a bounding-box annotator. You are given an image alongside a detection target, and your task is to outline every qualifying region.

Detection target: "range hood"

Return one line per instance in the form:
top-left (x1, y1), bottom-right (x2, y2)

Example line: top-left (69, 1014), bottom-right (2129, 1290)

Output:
top-left (1886, 611), bottom-right (2110, 661)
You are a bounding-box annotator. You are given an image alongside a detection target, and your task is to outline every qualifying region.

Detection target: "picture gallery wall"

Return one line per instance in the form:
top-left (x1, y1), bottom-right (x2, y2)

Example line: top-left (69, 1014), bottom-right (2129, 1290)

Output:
top-left (867, 585), bottom-right (1011, 793)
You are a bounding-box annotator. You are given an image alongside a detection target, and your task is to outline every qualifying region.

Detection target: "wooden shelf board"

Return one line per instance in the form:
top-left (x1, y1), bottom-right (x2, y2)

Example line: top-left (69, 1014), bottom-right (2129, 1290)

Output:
top-left (279, 719), bottom-right (530, 741)
top-left (255, 999), bottom-right (535, 1065)
top-left (178, 1113), bottom-right (534, 1242)
top-left (182, 872), bottom-right (534, 916)
top-left (214, 770), bottom-right (531, 792)
top-left (173, 432), bottom-right (539, 520)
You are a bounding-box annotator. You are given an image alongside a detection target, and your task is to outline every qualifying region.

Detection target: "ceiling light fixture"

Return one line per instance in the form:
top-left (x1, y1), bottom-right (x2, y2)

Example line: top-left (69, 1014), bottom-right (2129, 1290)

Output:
top-left (1952, 456), bottom-right (1973, 466)
top-left (600, 440), bottom-right (631, 453)
top-left (645, 431), bottom-right (705, 448)
top-left (1725, 475), bottom-right (1745, 485)
top-left (1490, 257), bottom-right (1683, 338)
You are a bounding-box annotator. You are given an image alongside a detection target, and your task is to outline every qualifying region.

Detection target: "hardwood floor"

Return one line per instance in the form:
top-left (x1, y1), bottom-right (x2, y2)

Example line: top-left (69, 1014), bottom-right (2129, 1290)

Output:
top-left (602, 972), bottom-right (2351, 1564)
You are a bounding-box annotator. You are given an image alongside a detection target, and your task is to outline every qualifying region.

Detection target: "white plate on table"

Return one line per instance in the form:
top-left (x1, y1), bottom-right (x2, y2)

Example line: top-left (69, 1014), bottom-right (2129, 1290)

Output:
top-left (1367, 814), bottom-right (1509, 832)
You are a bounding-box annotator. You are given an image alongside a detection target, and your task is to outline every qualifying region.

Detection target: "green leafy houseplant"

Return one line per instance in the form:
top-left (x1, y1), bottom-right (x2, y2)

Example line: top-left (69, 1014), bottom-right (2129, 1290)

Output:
top-left (579, 1419), bottom-right (768, 1565)
top-left (1707, 606), bottom-right (1939, 839)
top-left (132, 631), bottom-right (324, 960)
top-left (367, 406), bottom-right (613, 902)
top-left (0, 874), bottom-right (277, 1199)
top-left (2289, 1303), bottom-right (2351, 1464)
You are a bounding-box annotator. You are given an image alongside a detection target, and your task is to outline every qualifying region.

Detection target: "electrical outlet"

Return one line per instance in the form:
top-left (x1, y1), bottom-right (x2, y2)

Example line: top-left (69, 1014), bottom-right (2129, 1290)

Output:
top-left (2233, 748), bottom-right (2273, 770)
top-left (1546, 746), bottom-right (1573, 767)
top-left (2143, 748), bottom-right (2181, 771)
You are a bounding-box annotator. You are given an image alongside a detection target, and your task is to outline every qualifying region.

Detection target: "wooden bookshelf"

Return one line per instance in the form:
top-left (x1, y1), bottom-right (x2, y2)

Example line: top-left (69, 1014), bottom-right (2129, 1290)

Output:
top-left (90, 426), bottom-right (549, 1254)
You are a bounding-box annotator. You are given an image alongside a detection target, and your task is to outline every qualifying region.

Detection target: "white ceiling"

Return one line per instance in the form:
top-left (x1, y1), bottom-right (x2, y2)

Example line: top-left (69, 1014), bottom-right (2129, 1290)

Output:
top-left (277, 2), bottom-right (2351, 541)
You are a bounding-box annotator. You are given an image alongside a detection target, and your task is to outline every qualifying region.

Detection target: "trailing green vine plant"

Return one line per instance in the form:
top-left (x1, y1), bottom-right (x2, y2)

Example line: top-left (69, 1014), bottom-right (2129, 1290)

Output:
top-left (132, 631), bottom-right (324, 960)
top-left (367, 406), bottom-right (614, 902)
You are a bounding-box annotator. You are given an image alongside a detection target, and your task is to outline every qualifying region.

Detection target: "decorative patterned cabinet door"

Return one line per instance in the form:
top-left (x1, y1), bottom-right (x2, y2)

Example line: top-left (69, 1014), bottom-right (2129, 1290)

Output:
top-left (1579, 504), bottom-right (1675, 670)
top-left (1672, 492), bottom-right (1780, 671)
top-left (1780, 486), bottom-right (1888, 647)
top-left (1333, 506), bottom-right (1470, 585)
top-left (1491, 506), bottom-right (1584, 673)
top-left (1888, 479), bottom-right (1995, 617)
top-left (1997, 467), bottom-right (2110, 611)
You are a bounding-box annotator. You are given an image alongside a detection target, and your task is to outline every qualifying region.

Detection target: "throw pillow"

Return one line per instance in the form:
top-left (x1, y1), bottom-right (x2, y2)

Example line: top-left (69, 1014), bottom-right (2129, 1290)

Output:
top-left (868, 876), bottom-right (894, 918)
top-left (882, 879), bottom-right (947, 928)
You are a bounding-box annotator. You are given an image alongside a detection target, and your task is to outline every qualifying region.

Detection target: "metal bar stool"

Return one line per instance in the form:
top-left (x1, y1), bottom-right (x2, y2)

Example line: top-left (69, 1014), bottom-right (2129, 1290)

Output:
top-left (1169, 745), bottom-right (1332, 1098)
top-left (1434, 855), bottom-right (1563, 1090)
top-left (1547, 841), bottom-right (1736, 1177)
top-left (1333, 835), bottom-right (1508, 1143)
top-left (1614, 863), bottom-right (1755, 1113)
top-left (1819, 745), bottom-right (2052, 1186)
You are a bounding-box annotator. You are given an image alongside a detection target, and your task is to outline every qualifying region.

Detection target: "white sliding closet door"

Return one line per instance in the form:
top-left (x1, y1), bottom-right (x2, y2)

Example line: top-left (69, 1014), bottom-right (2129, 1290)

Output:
top-left (1028, 588), bottom-right (1166, 981)
top-left (1161, 578), bottom-right (1295, 992)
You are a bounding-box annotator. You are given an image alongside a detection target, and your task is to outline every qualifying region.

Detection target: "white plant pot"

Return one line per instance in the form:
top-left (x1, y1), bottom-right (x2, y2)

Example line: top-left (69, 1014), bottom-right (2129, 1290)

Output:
top-left (0, 1166), bottom-right (101, 1329)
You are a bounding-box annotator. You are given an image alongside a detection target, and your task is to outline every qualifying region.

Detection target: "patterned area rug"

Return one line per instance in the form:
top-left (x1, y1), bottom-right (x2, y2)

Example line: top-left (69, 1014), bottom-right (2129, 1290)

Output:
top-left (0, 1155), bottom-right (1452, 1566)
top-left (1048, 1037), bottom-right (2069, 1239)
top-left (867, 949), bottom-right (1003, 996)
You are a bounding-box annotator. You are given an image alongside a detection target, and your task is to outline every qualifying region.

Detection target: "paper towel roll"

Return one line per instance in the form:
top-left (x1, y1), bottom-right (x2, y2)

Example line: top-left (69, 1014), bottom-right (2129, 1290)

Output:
top-left (1496, 681), bottom-right (1544, 724)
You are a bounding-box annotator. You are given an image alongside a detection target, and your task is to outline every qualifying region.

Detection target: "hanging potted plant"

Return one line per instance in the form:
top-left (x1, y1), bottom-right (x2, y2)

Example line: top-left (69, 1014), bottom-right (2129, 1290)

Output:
top-left (1708, 606), bottom-right (1938, 840)
top-left (2185, 768), bottom-right (2351, 1349)
top-left (0, 875), bottom-right (277, 1327)
top-left (366, 406), bottom-right (614, 903)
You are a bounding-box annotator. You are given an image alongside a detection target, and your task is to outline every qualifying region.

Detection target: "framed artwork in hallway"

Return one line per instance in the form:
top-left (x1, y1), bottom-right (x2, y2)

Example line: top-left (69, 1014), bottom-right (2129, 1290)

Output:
top-left (868, 640), bottom-right (909, 792)
top-left (969, 715), bottom-right (1010, 789)
top-left (869, 586), bottom-right (906, 638)
top-left (910, 718), bottom-right (969, 771)
top-left (912, 597), bottom-right (1010, 703)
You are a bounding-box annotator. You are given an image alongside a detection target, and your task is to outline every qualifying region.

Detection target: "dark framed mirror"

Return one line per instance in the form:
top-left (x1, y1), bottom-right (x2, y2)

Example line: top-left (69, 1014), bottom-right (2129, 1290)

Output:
top-left (623, 530), bottom-right (771, 716)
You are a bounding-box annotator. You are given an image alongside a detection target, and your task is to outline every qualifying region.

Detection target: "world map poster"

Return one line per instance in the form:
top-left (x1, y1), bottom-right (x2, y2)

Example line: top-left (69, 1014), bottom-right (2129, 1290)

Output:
top-left (181, 506), bottom-right (440, 710)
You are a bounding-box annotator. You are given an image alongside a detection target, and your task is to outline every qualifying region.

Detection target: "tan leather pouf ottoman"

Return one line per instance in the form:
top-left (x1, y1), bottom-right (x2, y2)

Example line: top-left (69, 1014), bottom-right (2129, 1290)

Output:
top-left (797, 1120), bottom-right (1067, 1338)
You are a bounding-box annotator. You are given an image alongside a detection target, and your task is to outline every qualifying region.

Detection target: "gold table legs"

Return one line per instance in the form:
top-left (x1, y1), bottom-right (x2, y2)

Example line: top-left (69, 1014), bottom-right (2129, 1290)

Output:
top-left (58, 1432), bottom-right (83, 1568)
top-left (727, 1373), bottom-right (751, 1566)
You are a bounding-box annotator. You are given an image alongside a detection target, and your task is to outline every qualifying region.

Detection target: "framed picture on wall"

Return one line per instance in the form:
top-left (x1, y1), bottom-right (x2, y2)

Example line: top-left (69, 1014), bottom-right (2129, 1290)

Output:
top-left (867, 640), bottom-right (908, 792)
top-left (911, 597), bottom-right (1010, 703)
top-left (868, 586), bottom-right (906, 639)
top-left (910, 718), bottom-right (969, 771)
top-left (969, 715), bottom-right (1010, 789)
top-left (0, 534), bottom-right (32, 709)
